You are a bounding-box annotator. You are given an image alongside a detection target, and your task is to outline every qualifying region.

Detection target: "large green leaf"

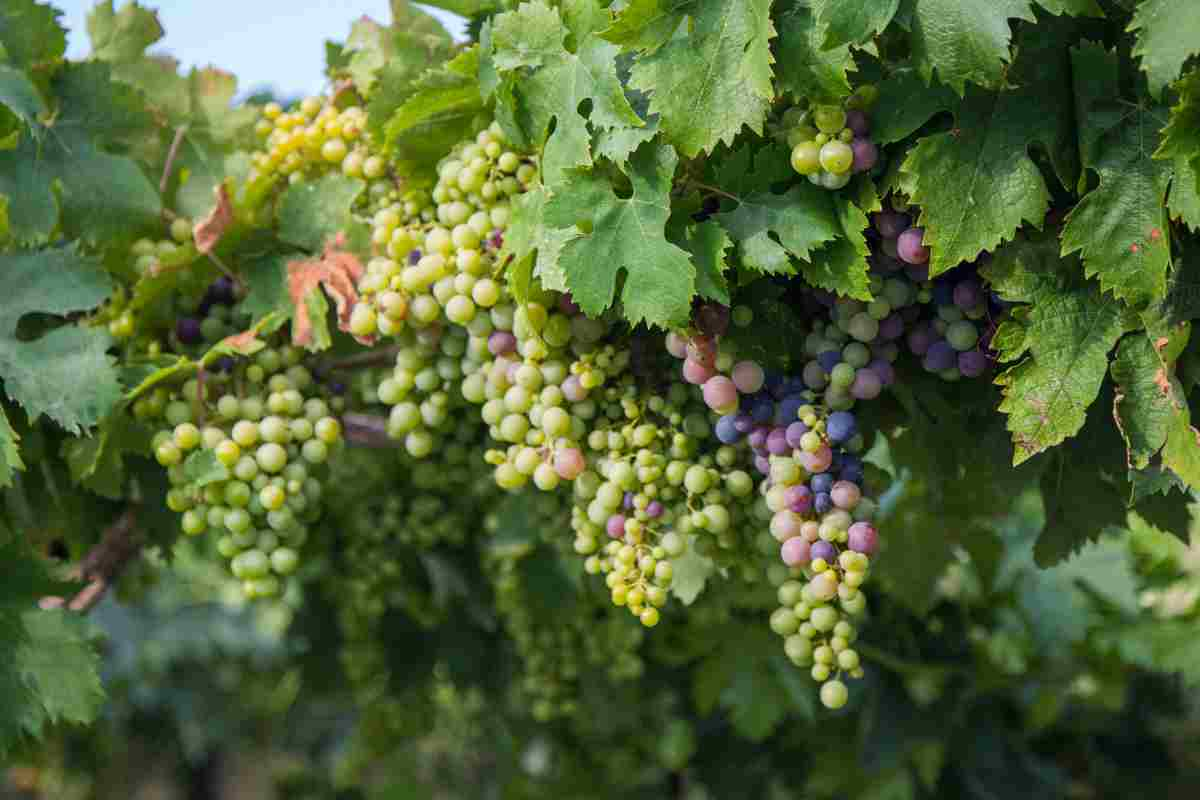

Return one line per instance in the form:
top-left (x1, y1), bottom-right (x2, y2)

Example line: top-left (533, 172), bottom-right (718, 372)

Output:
top-left (0, 245), bottom-right (121, 434)
top-left (811, 0), bottom-right (900, 48)
top-left (1128, 0), bottom-right (1200, 100)
top-left (983, 234), bottom-right (1132, 464)
top-left (488, 0), bottom-right (643, 183)
top-left (544, 143), bottom-right (695, 328)
top-left (900, 21), bottom-right (1078, 276)
top-left (773, 0), bottom-right (854, 103)
top-left (0, 61), bottom-right (160, 245)
top-left (611, 0), bottom-right (776, 158)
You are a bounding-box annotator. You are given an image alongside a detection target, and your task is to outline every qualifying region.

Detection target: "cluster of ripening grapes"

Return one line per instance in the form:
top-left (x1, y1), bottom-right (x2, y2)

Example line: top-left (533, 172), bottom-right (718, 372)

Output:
top-left (486, 493), bottom-right (647, 721)
top-left (784, 87), bottom-right (880, 190)
top-left (144, 343), bottom-right (344, 599)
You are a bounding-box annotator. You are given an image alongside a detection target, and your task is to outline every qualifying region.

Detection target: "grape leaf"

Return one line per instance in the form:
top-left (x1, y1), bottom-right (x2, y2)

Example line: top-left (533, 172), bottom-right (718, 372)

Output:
top-left (773, 0), bottom-right (854, 102)
top-left (614, 0), bottom-right (776, 158)
top-left (0, 64), bottom-right (45, 131)
top-left (906, 0), bottom-right (1035, 94)
top-left (1110, 322), bottom-right (1192, 471)
top-left (1161, 408), bottom-right (1200, 489)
top-left (278, 173), bottom-right (367, 253)
top-left (797, 177), bottom-right (879, 300)
top-left (670, 541), bottom-right (715, 605)
top-left (343, 5), bottom-right (453, 95)
top-left (380, 47), bottom-right (490, 180)
top-left (0, 0), bottom-right (66, 71)
top-left (901, 21), bottom-right (1078, 276)
top-left (1168, 153), bottom-right (1200, 230)
top-left (502, 183), bottom-right (571, 298)
top-left (287, 246), bottom-right (366, 350)
top-left (681, 221), bottom-right (732, 304)
top-left (712, 143), bottom-right (841, 276)
top-left (810, 0), bottom-right (899, 49)
top-left (180, 449), bottom-right (231, 488)
top-left (1061, 93), bottom-right (1174, 308)
top-left (61, 410), bottom-right (149, 499)
top-left (0, 62), bottom-right (161, 245)
top-left (1155, 69), bottom-right (1200, 198)
top-left (1128, 0), bottom-right (1200, 100)
top-left (86, 0), bottom-right (162, 62)
top-left (0, 245), bottom-right (121, 434)
top-left (983, 235), bottom-right (1132, 464)
top-left (488, 1), bottom-right (643, 183)
top-left (12, 610), bottom-right (105, 740)
top-left (0, 407), bottom-right (22, 488)
top-left (543, 143), bottom-right (696, 328)
top-left (871, 70), bottom-right (958, 146)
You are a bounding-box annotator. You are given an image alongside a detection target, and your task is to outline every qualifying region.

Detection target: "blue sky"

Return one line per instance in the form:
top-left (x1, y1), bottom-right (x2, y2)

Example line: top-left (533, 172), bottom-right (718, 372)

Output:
top-left (55, 0), bottom-right (467, 98)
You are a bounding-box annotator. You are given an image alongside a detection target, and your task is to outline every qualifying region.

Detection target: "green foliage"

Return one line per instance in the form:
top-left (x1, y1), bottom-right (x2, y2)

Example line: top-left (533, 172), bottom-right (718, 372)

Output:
top-left (4, 2), bottom-right (1200, 796)
top-left (543, 143), bottom-right (695, 327)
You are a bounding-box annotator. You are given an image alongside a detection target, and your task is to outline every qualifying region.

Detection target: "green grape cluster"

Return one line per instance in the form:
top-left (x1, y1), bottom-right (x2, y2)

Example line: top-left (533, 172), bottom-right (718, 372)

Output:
top-left (785, 86), bottom-right (879, 190)
top-left (487, 495), bottom-right (645, 721)
top-left (147, 344), bottom-right (344, 599)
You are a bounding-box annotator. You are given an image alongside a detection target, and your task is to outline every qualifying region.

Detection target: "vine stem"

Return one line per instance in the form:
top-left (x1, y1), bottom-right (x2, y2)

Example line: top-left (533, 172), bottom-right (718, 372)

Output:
top-left (159, 124), bottom-right (189, 196)
top-left (39, 510), bottom-right (141, 613)
top-left (319, 345), bottom-right (401, 372)
top-left (341, 413), bottom-right (400, 448)
top-left (686, 181), bottom-right (740, 202)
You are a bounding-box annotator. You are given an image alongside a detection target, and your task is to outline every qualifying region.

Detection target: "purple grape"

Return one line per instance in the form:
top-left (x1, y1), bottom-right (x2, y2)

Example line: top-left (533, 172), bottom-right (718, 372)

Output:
top-left (851, 368), bottom-right (883, 400)
top-left (330, 381), bottom-right (347, 395)
top-left (868, 359), bottom-right (896, 386)
top-left (694, 302), bottom-right (731, 337)
top-left (407, 249), bottom-right (422, 265)
top-left (215, 356), bottom-right (235, 373)
top-left (897, 227), bottom-right (930, 265)
top-left (811, 540), bottom-right (837, 562)
top-left (817, 350), bottom-right (842, 372)
top-left (175, 317), bottom-right (203, 345)
top-left (848, 523), bottom-right (878, 555)
top-left (907, 324), bottom-right (934, 356)
top-left (811, 473), bottom-right (834, 494)
top-left (748, 395), bottom-right (775, 424)
top-left (488, 331), bottom-right (517, 355)
top-left (814, 492), bottom-right (833, 514)
top-left (748, 426), bottom-right (769, 451)
top-left (606, 514), bottom-right (626, 538)
top-left (826, 411), bottom-right (857, 444)
top-left (873, 209), bottom-right (910, 238)
top-left (646, 501), bottom-right (664, 519)
top-left (715, 414), bottom-right (742, 444)
top-left (954, 279), bottom-right (983, 310)
top-left (851, 138), bottom-right (878, 173)
top-left (734, 414), bottom-right (756, 434)
top-left (785, 421), bottom-right (809, 448)
top-left (623, 491), bottom-right (635, 511)
top-left (878, 313), bottom-right (904, 340)
top-left (776, 393), bottom-right (807, 425)
top-left (488, 230), bottom-right (504, 249)
top-left (786, 485), bottom-right (813, 513)
top-left (754, 455), bottom-right (771, 475)
top-left (766, 427), bottom-right (790, 456)
top-left (923, 340), bottom-right (956, 371)
top-left (958, 349), bottom-right (988, 377)
top-left (840, 463), bottom-right (865, 484)
top-left (845, 109), bottom-right (870, 136)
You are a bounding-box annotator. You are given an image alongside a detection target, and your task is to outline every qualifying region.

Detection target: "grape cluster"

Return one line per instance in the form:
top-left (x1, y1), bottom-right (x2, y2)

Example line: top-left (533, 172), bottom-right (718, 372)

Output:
top-left (148, 344), bottom-right (344, 598)
top-left (785, 88), bottom-right (880, 190)
top-left (348, 123), bottom-right (536, 340)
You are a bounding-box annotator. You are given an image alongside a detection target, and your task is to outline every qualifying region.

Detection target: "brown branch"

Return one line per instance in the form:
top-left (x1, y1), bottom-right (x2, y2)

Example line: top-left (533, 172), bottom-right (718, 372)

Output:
top-left (39, 510), bottom-right (141, 613)
top-left (341, 413), bottom-right (401, 448)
